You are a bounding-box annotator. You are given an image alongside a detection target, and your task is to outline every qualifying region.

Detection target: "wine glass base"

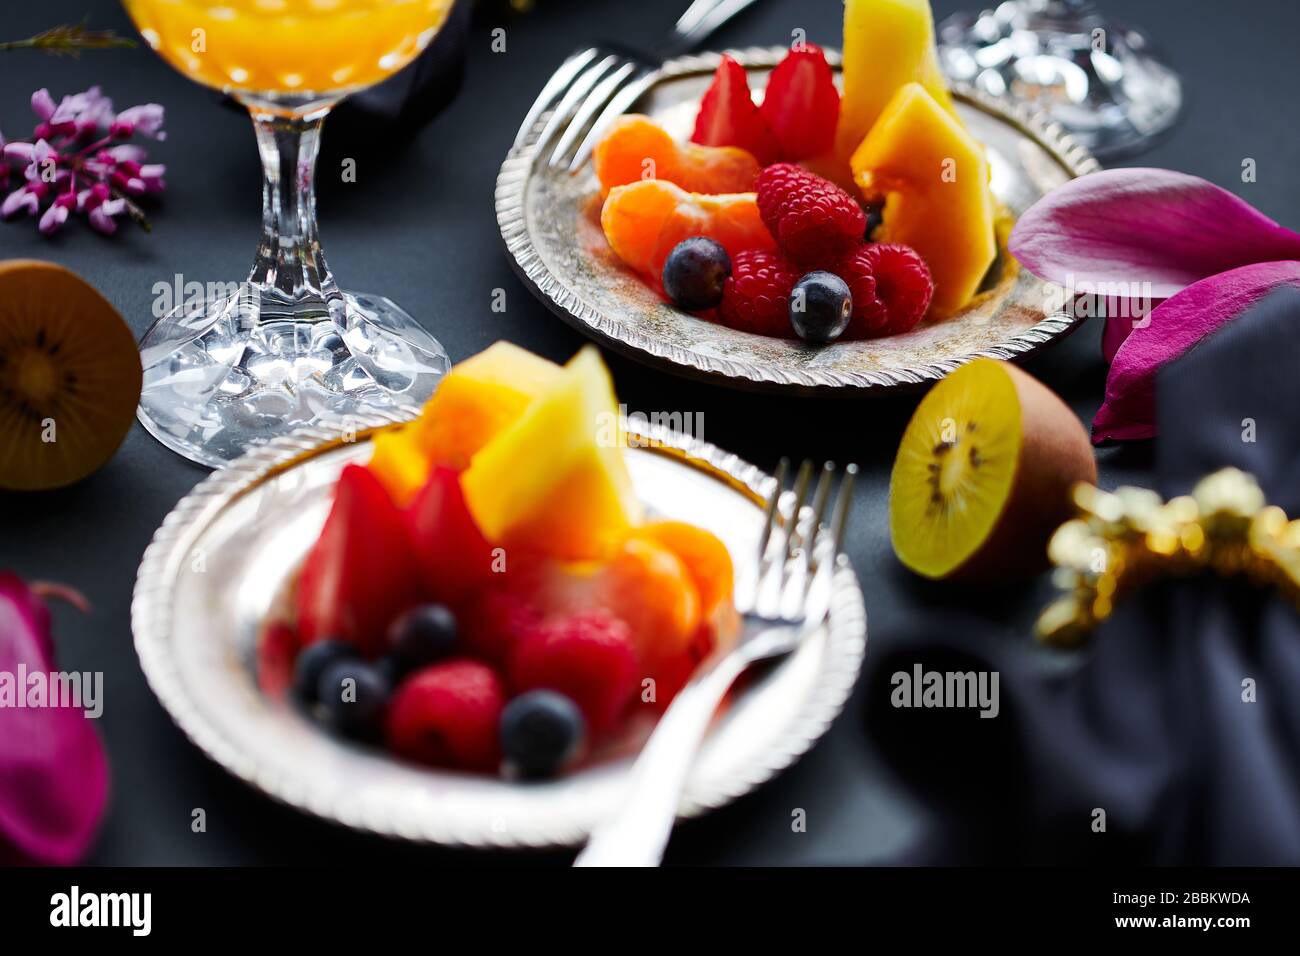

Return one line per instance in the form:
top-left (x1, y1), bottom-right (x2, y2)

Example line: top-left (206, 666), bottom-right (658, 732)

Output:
top-left (938, 3), bottom-right (1183, 159)
top-left (136, 285), bottom-right (449, 469)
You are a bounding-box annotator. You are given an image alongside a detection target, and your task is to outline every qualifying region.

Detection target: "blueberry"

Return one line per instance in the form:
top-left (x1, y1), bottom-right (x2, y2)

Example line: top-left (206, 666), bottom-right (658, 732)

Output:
top-left (373, 655), bottom-right (404, 690)
top-left (662, 236), bottom-right (732, 311)
top-left (387, 604), bottom-right (458, 674)
top-left (500, 690), bottom-right (586, 779)
top-left (292, 639), bottom-right (359, 705)
top-left (789, 271), bottom-right (852, 344)
top-left (316, 659), bottom-right (392, 741)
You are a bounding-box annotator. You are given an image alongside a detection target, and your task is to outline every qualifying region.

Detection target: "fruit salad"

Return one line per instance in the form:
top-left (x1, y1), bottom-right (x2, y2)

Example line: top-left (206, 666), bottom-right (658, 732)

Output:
top-left (258, 343), bottom-right (736, 780)
top-left (591, 0), bottom-right (1000, 345)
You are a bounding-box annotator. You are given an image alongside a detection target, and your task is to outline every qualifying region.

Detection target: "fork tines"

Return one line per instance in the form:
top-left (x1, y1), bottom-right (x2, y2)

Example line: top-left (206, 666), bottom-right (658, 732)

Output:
top-left (746, 458), bottom-right (856, 620)
top-left (514, 0), bottom-right (766, 171)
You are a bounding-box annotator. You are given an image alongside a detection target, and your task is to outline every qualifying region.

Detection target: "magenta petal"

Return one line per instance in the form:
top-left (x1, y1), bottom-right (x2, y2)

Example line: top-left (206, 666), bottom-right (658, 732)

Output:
top-left (1092, 261), bottom-right (1300, 443)
top-left (0, 573), bottom-right (109, 865)
top-left (1010, 168), bottom-right (1300, 299)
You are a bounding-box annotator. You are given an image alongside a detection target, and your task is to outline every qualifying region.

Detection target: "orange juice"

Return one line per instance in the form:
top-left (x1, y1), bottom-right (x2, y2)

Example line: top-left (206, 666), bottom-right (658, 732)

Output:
top-left (123, 0), bottom-right (453, 95)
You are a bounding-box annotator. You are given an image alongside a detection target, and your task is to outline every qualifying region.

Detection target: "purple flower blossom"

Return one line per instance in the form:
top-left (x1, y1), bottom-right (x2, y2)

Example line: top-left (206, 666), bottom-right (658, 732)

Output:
top-left (113, 103), bottom-right (166, 140)
top-left (2, 185), bottom-right (40, 218)
top-left (1, 85), bottom-right (165, 237)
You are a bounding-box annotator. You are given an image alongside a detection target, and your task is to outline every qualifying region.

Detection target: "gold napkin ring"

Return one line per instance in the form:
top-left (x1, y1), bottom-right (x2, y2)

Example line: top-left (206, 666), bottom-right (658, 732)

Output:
top-left (1036, 468), bottom-right (1300, 647)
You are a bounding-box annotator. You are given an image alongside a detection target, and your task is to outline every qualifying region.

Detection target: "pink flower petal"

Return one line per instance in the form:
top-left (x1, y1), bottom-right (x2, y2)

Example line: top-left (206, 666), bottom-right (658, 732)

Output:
top-left (1092, 261), bottom-right (1300, 443)
top-left (29, 89), bottom-right (56, 121)
top-left (38, 202), bottom-right (68, 235)
top-left (0, 573), bottom-right (109, 865)
top-left (1010, 168), bottom-right (1300, 300)
top-left (1, 187), bottom-right (38, 219)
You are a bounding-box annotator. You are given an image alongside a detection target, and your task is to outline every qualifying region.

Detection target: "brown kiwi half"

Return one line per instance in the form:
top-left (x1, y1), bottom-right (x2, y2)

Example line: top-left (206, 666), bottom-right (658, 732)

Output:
top-left (0, 260), bottom-right (141, 491)
top-left (890, 358), bottom-right (1096, 582)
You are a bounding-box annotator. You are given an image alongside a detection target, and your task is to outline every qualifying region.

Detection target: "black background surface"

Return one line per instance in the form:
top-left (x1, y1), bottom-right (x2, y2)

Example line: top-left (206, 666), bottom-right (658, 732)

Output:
top-left (0, 0), bottom-right (1296, 865)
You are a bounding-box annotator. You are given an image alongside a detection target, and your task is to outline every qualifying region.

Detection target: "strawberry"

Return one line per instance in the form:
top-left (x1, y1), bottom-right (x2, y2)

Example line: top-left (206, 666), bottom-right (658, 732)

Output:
top-left (756, 163), bottom-right (866, 268)
top-left (295, 464), bottom-right (424, 656)
top-left (691, 54), bottom-right (781, 166)
top-left (718, 249), bottom-right (800, 337)
top-left (256, 621), bottom-right (297, 700)
top-left (509, 610), bottom-right (639, 736)
top-left (758, 44), bottom-right (839, 161)
top-left (405, 466), bottom-right (497, 607)
top-left (384, 659), bottom-right (506, 772)
top-left (838, 243), bottom-right (935, 339)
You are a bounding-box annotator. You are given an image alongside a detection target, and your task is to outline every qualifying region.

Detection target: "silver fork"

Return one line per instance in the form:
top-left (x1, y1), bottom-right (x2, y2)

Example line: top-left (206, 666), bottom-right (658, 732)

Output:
top-left (573, 459), bottom-right (857, 867)
top-left (514, 0), bottom-right (765, 172)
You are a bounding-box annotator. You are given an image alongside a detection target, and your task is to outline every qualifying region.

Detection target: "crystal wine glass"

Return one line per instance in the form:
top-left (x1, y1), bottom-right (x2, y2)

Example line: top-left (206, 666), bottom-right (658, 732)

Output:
top-left (937, 0), bottom-right (1182, 159)
top-left (123, 0), bottom-right (454, 467)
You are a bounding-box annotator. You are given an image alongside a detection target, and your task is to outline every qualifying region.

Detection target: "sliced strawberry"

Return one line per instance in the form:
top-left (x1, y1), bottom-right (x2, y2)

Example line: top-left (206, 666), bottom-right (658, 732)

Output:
top-left (406, 465), bottom-right (499, 607)
top-left (296, 464), bottom-right (424, 656)
top-left (691, 54), bottom-right (781, 166)
top-left (256, 621), bottom-right (297, 699)
top-left (759, 44), bottom-right (840, 161)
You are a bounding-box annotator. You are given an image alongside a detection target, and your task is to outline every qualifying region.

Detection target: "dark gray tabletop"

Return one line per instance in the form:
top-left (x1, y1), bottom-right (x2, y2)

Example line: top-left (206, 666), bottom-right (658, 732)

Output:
top-left (0, 0), bottom-right (1295, 865)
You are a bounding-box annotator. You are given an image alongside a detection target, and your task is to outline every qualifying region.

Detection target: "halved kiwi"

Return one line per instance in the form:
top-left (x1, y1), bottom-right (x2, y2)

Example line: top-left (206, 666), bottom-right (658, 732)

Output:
top-left (890, 359), bottom-right (1096, 582)
top-left (0, 260), bottom-right (141, 491)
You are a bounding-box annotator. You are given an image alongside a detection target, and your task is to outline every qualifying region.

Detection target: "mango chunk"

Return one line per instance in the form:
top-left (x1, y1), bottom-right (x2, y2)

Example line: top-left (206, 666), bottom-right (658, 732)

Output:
top-left (368, 341), bottom-right (560, 503)
top-left (850, 83), bottom-right (996, 316)
top-left (833, 0), bottom-right (957, 166)
top-left (420, 341), bottom-right (560, 471)
top-left (461, 347), bottom-right (642, 561)
top-left (368, 427), bottom-right (433, 506)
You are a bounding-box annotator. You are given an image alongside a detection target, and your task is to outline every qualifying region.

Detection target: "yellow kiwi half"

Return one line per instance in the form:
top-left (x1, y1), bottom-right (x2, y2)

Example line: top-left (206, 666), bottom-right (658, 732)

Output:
top-left (890, 359), bottom-right (1096, 582)
top-left (0, 260), bottom-right (142, 491)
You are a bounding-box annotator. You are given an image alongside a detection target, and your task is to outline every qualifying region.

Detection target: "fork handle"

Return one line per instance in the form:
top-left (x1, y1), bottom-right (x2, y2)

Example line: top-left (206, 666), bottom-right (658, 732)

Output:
top-left (660, 0), bottom-right (764, 58)
top-left (573, 644), bottom-right (754, 867)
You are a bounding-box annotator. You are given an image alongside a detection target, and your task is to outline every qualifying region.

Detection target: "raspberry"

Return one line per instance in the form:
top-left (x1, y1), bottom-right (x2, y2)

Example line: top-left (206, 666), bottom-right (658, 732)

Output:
top-left (718, 249), bottom-right (800, 338)
top-left (459, 587), bottom-right (541, 666)
top-left (384, 659), bottom-right (505, 772)
top-left (837, 243), bottom-right (934, 339)
top-left (756, 163), bottom-right (865, 267)
top-left (509, 610), bottom-right (638, 736)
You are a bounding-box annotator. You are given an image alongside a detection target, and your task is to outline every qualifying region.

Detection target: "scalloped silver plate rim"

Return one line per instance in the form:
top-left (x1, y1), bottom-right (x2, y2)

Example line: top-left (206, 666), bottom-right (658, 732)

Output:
top-left (496, 45), bottom-right (1102, 394)
top-left (131, 413), bottom-right (867, 849)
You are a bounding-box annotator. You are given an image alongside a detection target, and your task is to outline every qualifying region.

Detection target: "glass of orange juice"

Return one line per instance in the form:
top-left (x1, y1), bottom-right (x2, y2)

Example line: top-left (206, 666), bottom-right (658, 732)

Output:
top-left (123, 0), bottom-right (455, 467)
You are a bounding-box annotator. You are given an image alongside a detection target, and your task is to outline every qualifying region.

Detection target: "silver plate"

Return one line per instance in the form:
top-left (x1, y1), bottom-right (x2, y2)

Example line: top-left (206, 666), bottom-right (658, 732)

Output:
top-left (497, 46), bottom-right (1100, 393)
top-left (132, 416), bottom-right (867, 848)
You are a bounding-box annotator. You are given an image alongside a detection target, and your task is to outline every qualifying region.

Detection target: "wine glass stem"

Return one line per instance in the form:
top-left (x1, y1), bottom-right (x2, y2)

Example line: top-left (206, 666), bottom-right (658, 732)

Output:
top-left (247, 106), bottom-right (340, 318)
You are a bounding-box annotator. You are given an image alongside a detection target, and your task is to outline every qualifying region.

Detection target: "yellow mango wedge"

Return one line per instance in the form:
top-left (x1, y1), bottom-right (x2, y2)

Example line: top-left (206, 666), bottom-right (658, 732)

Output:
top-left (833, 0), bottom-right (957, 166)
top-left (368, 341), bottom-right (560, 503)
top-left (420, 341), bottom-right (560, 471)
top-left (851, 83), bottom-right (997, 316)
top-left (461, 346), bottom-right (643, 561)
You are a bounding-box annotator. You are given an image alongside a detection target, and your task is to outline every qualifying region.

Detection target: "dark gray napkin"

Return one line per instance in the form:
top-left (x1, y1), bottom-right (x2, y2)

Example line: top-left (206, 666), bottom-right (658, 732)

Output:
top-left (864, 285), bottom-right (1300, 865)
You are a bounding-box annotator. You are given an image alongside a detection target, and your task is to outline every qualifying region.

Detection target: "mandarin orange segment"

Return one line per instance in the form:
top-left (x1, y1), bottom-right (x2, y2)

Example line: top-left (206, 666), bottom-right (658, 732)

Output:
top-left (593, 115), bottom-right (760, 197)
top-left (600, 179), bottom-right (775, 280)
top-left (600, 179), bottom-right (682, 275)
top-left (603, 536), bottom-right (702, 667)
top-left (632, 521), bottom-right (734, 615)
top-left (676, 142), bottom-right (763, 194)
